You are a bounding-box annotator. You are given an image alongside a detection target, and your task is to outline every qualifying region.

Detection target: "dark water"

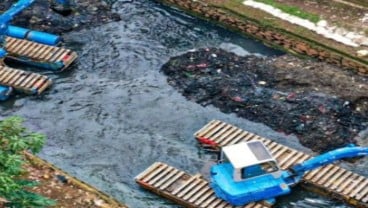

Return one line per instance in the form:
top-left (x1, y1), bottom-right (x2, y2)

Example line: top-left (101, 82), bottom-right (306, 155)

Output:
top-left (0, 0), bottom-right (366, 207)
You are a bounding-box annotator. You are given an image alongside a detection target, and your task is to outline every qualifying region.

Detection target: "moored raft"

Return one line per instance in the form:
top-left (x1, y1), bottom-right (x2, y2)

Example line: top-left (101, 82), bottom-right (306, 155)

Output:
top-left (135, 162), bottom-right (268, 208)
top-left (4, 36), bottom-right (77, 71)
top-left (0, 64), bottom-right (52, 94)
top-left (0, 0), bottom-right (78, 101)
top-left (194, 120), bottom-right (368, 207)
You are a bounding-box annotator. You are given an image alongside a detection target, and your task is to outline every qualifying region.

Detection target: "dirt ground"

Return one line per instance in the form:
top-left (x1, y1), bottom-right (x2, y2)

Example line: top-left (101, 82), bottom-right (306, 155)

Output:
top-left (21, 151), bottom-right (127, 208)
top-left (276, 0), bottom-right (368, 33)
top-left (210, 0), bottom-right (368, 34)
top-left (162, 48), bottom-right (368, 152)
top-left (25, 161), bottom-right (124, 208)
top-left (206, 0), bottom-right (368, 60)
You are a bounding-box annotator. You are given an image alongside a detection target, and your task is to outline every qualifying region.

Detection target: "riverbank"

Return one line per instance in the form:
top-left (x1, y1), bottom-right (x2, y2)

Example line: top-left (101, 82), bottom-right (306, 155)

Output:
top-left (25, 152), bottom-right (127, 208)
top-left (155, 0), bottom-right (368, 74)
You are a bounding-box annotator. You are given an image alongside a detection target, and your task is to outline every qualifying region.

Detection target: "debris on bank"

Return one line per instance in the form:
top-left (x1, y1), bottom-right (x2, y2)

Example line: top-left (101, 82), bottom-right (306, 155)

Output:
top-left (0, 0), bottom-right (121, 34)
top-left (25, 152), bottom-right (127, 208)
top-left (162, 48), bottom-right (368, 152)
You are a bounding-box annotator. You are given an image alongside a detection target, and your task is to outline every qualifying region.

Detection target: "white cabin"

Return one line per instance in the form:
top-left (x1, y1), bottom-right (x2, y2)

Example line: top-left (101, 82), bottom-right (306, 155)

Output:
top-left (220, 141), bottom-right (281, 181)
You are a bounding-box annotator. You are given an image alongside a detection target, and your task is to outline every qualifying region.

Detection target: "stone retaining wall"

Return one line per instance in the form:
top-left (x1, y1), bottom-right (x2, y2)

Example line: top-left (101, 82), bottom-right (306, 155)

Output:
top-left (157, 0), bottom-right (368, 74)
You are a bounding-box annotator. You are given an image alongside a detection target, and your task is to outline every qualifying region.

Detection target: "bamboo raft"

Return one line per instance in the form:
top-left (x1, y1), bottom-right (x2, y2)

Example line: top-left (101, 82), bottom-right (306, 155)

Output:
top-left (136, 162), bottom-right (268, 208)
top-left (136, 120), bottom-right (368, 207)
top-left (4, 36), bottom-right (77, 71)
top-left (0, 64), bottom-right (52, 94)
top-left (0, 36), bottom-right (78, 97)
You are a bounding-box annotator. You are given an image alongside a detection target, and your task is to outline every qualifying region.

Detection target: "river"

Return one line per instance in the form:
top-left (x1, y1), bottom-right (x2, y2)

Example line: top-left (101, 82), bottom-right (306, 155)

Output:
top-left (0, 0), bottom-right (363, 207)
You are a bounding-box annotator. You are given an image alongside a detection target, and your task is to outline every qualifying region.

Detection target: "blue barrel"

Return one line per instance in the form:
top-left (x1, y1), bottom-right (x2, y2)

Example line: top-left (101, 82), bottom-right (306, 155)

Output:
top-left (0, 48), bottom-right (7, 58)
top-left (55, 0), bottom-right (70, 5)
top-left (26, 30), bottom-right (61, 46)
top-left (7, 25), bottom-right (61, 46)
top-left (7, 25), bottom-right (28, 39)
top-left (0, 85), bottom-right (12, 101)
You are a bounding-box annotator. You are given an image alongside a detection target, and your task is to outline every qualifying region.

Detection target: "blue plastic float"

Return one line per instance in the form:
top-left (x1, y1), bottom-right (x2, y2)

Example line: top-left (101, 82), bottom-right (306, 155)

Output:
top-left (7, 25), bottom-right (61, 46)
top-left (0, 85), bottom-right (12, 101)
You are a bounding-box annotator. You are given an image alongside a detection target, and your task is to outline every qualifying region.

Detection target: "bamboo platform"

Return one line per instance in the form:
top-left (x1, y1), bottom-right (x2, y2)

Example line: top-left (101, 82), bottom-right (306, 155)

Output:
top-left (0, 64), bottom-right (52, 94)
top-left (136, 162), bottom-right (268, 208)
top-left (4, 36), bottom-right (77, 71)
top-left (194, 120), bottom-right (368, 207)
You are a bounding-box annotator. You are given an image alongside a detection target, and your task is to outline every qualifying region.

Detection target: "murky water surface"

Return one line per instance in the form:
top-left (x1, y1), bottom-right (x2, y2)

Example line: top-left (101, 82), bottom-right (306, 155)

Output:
top-left (1, 0), bottom-right (366, 207)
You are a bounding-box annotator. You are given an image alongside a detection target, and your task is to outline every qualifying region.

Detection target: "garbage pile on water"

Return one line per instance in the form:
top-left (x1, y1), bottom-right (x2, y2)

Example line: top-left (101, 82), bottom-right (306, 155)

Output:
top-left (162, 48), bottom-right (368, 152)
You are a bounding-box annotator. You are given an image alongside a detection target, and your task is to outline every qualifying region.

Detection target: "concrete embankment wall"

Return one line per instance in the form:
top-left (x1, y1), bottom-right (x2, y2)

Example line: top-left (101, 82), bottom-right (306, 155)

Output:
top-left (156, 0), bottom-right (368, 74)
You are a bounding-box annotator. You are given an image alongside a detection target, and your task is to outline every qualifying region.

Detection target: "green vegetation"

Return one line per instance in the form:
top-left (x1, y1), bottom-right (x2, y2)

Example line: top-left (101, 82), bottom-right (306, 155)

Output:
top-left (253, 0), bottom-right (320, 23)
top-left (0, 116), bottom-right (55, 208)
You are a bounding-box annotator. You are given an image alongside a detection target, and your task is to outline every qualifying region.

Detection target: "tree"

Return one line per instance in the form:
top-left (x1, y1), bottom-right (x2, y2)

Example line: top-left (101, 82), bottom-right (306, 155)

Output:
top-left (0, 116), bottom-right (55, 208)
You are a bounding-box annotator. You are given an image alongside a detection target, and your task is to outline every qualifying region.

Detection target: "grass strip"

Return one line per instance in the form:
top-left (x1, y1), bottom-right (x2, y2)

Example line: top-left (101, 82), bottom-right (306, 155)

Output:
top-left (250, 0), bottom-right (320, 23)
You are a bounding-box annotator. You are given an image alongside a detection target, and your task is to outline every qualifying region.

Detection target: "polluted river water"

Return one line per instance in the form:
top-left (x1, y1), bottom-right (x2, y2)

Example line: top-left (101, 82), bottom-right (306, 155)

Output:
top-left (1, 0), bottom-right (367, 207)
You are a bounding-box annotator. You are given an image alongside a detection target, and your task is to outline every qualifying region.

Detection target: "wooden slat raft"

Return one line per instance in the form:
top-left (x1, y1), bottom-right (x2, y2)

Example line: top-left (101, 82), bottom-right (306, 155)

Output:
top-left (136, 162), bottom-right (269, 208)
top-left (0, 65), bottom-right (52, 94)
top-left (5, 37), bottom-right (77, 71)
top-left (195, 120), bottom-right (368, 208)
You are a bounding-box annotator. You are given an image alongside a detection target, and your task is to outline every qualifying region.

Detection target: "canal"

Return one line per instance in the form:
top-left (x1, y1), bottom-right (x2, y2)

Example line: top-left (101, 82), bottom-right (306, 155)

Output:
top-left (1, 0), bottom-right (364, 207)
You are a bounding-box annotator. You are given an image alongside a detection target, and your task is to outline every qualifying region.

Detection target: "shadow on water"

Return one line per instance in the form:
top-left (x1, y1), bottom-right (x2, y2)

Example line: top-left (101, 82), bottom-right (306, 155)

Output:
top-left (276, 186), bottom-right (349, 208)
top-left (0, 0), bottom-right (363, 207)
